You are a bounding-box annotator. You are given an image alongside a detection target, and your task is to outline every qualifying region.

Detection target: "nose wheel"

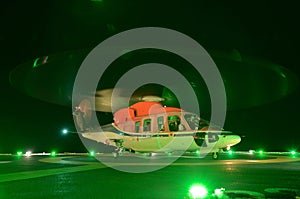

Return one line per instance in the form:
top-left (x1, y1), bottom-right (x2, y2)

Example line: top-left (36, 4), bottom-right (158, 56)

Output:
top-left (212, 152), bottom-right (219, 160)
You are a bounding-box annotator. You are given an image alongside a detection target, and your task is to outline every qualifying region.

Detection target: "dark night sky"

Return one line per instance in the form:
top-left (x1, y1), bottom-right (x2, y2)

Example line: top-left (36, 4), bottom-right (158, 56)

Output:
top-left (0, 0), bottom-right (299, 153)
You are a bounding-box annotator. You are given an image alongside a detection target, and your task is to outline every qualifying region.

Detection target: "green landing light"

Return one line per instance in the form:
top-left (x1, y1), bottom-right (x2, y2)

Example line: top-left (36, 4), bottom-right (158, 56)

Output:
top-left (258, 150), bottom-right (264, 155)
top-left (228, 150), bottom-right (233, 155)
top-left (189, 184), bottom-right (208, 198)
top-left (291, 150), bottom-right (296, 155)
top-left (17, 151), bottom-right (23, 156)
top-left (89, 151), bottom-right (95, 157)
top-left (50, 151), bottom-right (56, 157)
top-left (62, 129), bottom-right (68, 134)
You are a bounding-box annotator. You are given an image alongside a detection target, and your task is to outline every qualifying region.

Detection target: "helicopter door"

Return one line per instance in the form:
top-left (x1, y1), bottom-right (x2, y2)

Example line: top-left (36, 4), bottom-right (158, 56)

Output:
top-left (194, 132), bottom-right (208, 147)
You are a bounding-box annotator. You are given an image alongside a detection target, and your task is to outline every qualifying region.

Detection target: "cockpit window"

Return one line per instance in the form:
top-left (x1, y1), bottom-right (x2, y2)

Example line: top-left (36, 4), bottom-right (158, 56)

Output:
top-left (208, 132), bottom-right (219, 143)
top-left (184, 114), bottom-right (209, 130)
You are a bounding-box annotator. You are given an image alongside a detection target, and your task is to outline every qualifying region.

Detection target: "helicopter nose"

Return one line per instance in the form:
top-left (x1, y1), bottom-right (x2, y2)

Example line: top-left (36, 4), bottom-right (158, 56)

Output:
top-left (228, 135), bottom-right (241, 145)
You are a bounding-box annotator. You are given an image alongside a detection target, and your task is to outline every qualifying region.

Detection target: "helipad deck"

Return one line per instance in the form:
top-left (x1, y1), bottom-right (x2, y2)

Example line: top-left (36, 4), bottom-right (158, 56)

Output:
top-left (0, 152), bottom-right (300, 198)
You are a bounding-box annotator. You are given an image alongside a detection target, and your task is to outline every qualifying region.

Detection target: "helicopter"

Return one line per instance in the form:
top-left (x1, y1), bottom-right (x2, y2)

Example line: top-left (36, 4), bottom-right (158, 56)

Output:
top-left (73, 97), bottom-right (241, 160)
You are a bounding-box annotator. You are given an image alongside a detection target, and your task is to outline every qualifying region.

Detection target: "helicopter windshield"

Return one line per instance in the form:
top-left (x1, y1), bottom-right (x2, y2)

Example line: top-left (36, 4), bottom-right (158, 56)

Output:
top-left (184, 114), bottom-right (209, 130)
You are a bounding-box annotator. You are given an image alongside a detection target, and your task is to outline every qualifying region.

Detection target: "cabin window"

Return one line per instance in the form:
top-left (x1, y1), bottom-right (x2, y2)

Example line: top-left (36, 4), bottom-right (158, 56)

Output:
top-left (143, 119), bottom-right (151, 132)
top-left (168, 115), bottom-right (185, 131)
top-left (157, 116), bottom-right (165, 131)
top-left (135, 121), bottom-right (140, 133)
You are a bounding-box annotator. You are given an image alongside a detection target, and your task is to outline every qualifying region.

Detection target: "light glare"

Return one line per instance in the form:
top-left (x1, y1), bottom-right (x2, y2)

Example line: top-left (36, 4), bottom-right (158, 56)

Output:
top-left (25, 151), bottom-right (32, 157)
top-left (189, 184), bottom-right (208, 198)
top-left (214, 188), bottom-right (225, 196)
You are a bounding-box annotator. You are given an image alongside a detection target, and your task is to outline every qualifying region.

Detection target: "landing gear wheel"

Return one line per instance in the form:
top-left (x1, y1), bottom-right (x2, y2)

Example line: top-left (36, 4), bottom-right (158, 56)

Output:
top-left (212, 152), bottom-right (219, 160)
top-left (113, 148), bottom-right (123, 158)
top-left (113, 139), bottom-right (124, 158)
